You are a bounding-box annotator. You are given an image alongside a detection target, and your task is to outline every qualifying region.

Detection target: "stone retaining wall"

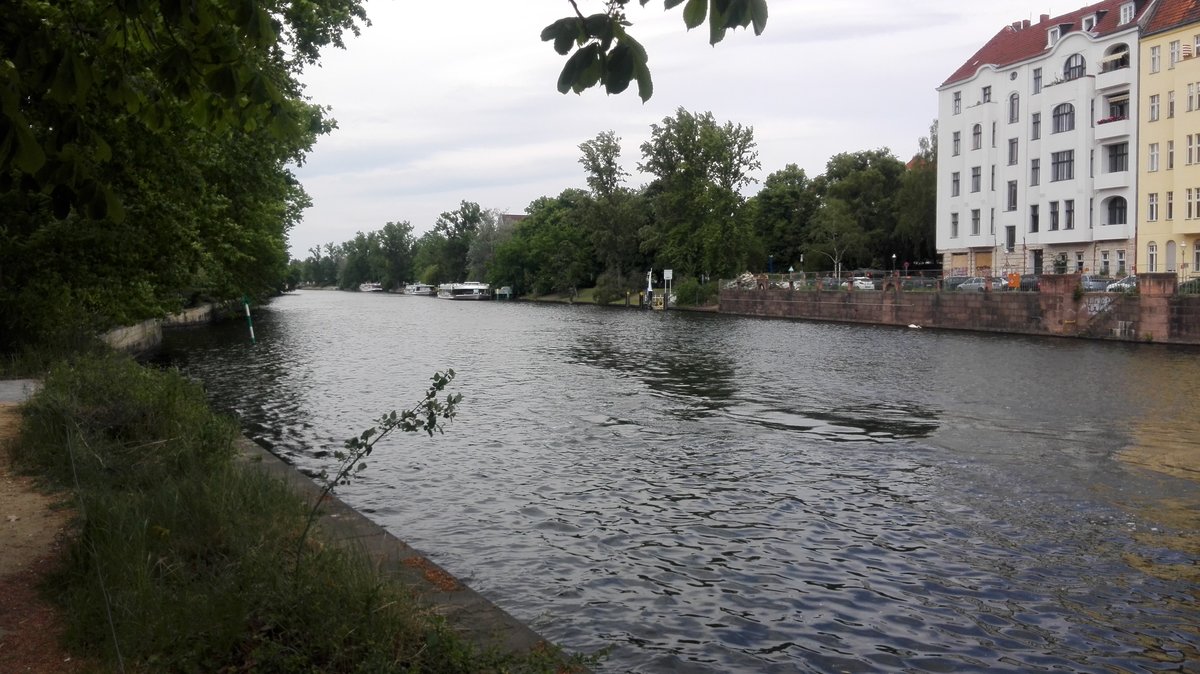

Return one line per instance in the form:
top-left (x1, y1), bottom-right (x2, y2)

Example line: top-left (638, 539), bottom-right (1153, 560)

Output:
top-left (719, 273), bottom-right (1200, 345)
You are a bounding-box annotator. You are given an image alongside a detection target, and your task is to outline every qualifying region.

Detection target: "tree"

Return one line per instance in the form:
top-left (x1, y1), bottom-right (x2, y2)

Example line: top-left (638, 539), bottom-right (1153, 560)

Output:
top-left (638, 108), bottom-right (760, 278)
top-left (489, 191), bottom-right (594, 296)
top-left (748, 164), bottom-right (819, 271)
top-left (432, 201), bottom-right (487, 283)
top-left (807, 198), bottom-right (869, 278)
top-left (813, 149), bottom-right (906, 267)
top-left (544, 0), bottom-right (769, 101)
top-left (379, 221), bottom-right (416, 288)
top-left (577, 131), bottom-right (647, 278)
top-left (894, 121), bottom-right (939, 265)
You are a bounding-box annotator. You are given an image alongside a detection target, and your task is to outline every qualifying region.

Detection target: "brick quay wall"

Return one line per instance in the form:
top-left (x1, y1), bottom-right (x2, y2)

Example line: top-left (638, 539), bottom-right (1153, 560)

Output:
top-left (719, 273), bottom-right (1200, 346)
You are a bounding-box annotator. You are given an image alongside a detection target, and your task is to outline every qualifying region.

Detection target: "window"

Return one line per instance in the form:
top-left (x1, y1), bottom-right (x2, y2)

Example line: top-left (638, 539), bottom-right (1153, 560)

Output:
top-left (1120, 2), bottom-right (1134, 25)
top-left (1148, 242), bottom-right (1158, 272)
top-left (1031, 158), bottom-right (1040, 185)
top-left (1101, 251), bottom-right (1110, 275)
top-left (950, 213), bottom-right (959, 238)
top-left (1007, 180), bottom-right (1018, 210)
top-left (1149, 193), bottom-right (1159, 221)
top-left (1076, 251), bottom-right (1084, 273)
top-left (982, 85), bottom-right (992, 103)
top-left (1107, 142), bottom-right (1128, 172)
top-left (1005, 226), bottom-right (1016, 253)
top-left (1051, 150), bottom-right (1074, 181)
top-left (1031, 112), bottom-right (1041, 139)
top-left (953, 91), bottom-right (962, 114)
top-left (1149, 143), bottom-right (1160, 172)
top-left (1191, 84), bottom-right (1196, 111)
top-left (1117, 250), bottom-right (1126, 274)
top-left (971, 166), bottom-right (981, 192)
top-left (1048, 27), bottom-right (1061, 47)
top-left (1083, 14), bottom-right (1097, 32)
top-left (1108, 197), bottom-right (1127, 225)
top-left (1169, 140), bottom-right (1176, 169)
top-left (972, 124), bottom-right (982, 149)
top-left (1167, 191), bottom-right (1174, 219)
top-left (1050, 201), bottom-right (1060, 230)
top-left (1064, 54), bottom-right (1086, 81)
top-left (1190, 188), bottom-right (1195, 219)
top-left (991, 122), bottom-right (997, 147)
top-left (1106, 94), bottom-right (1129, 119)
top-left (1008, 93), bottom-right (1020, 123)
top-left (951, 171), bottom-right (960, 196)
top-left (1030, 204), bottom-right (1040, 233)
top-left (971, 209), bottom-right (981, 236)
top-left (1171, 40), bottom-right (1182, 67)
top-left (953, 131), bottom-right (961, 155)
top-left (1033, 67), bottom-right (1042, 94)
top-left (1064, 200), bottom-right (1075, 230)
top-left (1169, 90), bottom-right (1176, 117)
top-left (1150, 94), bottom-right (1161, 121)
top-left (1190, 135), bottom-right (1196, 165)
top-left (1053, 103), bottom-right (1075, 133)
top-left (1191, 187), bottom-right (1200, 218)
top-left (1008, 138), bottom-right (1018, 165)
top-left (990, 165), bottom-right (996, 191)
top-left (990, 208), bottom-right (995, 235)
top-left (1151, 46), bottom-right (1162, 73)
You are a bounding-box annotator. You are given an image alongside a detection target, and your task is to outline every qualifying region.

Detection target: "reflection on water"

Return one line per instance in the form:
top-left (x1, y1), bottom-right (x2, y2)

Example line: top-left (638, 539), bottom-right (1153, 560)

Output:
top-left (161, 291), bottom-right (1200, 673)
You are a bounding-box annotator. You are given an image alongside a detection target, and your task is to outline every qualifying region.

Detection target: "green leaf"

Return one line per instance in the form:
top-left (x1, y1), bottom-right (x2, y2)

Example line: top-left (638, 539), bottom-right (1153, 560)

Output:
top-left (558, 44), bottom-right (599, 95)
top-left (634, 58), bottom-right (654, 103)
top-left (541, 18), bottom-right (583, 55)
top-left (683, 0), bottom-right (707, 29)
top-left (583, 13), bottom-right (611, 40)
top-left (665, 0), bottom-right (686, 7)
top-left (604, 44), bottom-right (634, 95)
top-left (750, 0), bottom-right (768, 34)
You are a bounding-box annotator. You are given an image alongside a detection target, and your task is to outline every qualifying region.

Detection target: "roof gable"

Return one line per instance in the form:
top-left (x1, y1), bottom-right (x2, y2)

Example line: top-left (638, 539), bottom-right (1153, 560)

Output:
top-left (942, 0), bottom-right (1145, 87)
top-left (1144, 0), bottom-right (1200, 36)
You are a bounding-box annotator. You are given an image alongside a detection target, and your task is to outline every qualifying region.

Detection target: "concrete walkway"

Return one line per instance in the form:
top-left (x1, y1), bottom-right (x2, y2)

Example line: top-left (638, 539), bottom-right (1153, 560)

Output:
top-left (0, 380), bottom-right (39, 404)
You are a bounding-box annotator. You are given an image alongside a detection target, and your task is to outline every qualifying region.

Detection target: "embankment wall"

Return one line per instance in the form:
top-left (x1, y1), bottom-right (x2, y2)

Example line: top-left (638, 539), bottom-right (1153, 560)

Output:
top-left (719, 273), bottom-right (1200, 345)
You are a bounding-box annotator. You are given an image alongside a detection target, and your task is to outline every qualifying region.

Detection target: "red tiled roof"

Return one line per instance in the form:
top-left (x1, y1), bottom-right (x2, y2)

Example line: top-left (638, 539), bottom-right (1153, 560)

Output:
top-left (1144, 0), bottom-right (1200, 36)
top-left (942, 0), bottom-right (1148, 87)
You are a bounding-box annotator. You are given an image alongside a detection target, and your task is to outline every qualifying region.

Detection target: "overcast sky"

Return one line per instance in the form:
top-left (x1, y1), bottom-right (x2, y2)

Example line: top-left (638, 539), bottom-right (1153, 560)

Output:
top-left (288, 1), bottom-right (1056, 259)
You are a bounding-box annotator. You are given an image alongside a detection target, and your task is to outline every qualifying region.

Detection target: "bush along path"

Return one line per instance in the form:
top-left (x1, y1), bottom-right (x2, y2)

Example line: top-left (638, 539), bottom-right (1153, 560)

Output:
top-left (5, 354), bottom-right (591, 673)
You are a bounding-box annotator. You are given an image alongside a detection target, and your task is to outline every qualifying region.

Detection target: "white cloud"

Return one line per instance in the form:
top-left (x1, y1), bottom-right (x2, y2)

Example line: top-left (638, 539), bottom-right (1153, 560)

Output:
top-left (289, 0), bottom-right (1054, 258)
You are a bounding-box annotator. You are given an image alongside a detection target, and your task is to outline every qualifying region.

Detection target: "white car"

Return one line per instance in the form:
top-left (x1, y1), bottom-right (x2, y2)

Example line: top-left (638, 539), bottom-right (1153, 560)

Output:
top-left (1106, 275), bottom-right (1137, 292)
top-left (841, 277), bottom-right (875, 290)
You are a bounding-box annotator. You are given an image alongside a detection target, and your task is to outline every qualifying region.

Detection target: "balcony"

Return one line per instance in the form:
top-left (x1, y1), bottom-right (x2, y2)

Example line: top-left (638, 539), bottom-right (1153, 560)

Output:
top-left (1094, 169), bottom-right (1130, 190)
top-left (1095, 116), bottom-right (1130, 140)
top-left (1095, 64), bottom-right (1133, 91)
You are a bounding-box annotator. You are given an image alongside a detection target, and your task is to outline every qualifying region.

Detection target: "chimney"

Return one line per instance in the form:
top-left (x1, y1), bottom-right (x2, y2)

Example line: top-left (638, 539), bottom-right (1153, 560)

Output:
top-left (1012, 21), bottom-right (1022, 30)
top-left (1040, 13), bottom-right (1050, 23)
top-left (1023, 19), bottom-right (1031, 29)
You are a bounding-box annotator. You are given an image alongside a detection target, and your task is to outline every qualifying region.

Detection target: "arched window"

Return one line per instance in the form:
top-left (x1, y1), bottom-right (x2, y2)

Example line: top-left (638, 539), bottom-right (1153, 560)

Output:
top-left (972, 124), bottom-right (982, 149)
top-left (1148, 242), bottom-right (1159, 272)
top-left (1053, 103), bottom-right (1075, 133)
top-left (1102, 44), bottom-right (1130, 72)
top-left (1009, 93), bottom-right (1020, 123)
top-left (1064, 54), bottom-right (1086, 80)
top-left (1107, 196), bottom-right (1127, 225)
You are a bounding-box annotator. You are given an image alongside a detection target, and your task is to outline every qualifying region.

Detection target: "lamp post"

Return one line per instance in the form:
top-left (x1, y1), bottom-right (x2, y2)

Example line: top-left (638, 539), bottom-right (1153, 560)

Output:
top-left (891, 253), bottom-right (896, 275)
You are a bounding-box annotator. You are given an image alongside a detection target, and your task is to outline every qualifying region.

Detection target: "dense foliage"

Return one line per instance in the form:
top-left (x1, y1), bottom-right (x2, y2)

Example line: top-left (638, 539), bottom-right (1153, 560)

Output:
top-left (304, 111), bottom-right (938, 301)
top-left (0, 0), bottom-right (368, 349)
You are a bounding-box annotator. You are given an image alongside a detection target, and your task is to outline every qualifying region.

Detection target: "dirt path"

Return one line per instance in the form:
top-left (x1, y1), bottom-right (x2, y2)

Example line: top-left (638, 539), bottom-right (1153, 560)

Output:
top-left (0, 403), bottom-right (87, 673)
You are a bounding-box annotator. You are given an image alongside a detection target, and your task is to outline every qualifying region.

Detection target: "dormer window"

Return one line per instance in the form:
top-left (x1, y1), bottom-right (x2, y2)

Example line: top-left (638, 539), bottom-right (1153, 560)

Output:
top-left (1082, 14), bottom-right (1097, 32)
top-left (1119, 2), bottom-right (1134, 25)
top-left (1048, 26), bottom-right (1062, 47)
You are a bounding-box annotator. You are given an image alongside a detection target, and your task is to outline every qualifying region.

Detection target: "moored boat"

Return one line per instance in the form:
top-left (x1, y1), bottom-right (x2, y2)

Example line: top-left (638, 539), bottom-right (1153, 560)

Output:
top-left (404, 282), bottom-right (436, 296)
top-left (437, 282), bottom-right (492, 300)
top-left (358, 282), bottom-right (383, 292)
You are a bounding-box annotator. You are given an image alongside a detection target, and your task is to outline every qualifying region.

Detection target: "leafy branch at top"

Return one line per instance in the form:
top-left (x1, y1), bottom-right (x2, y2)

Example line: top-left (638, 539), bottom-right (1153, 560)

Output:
top-left (543, 0), bottom-right (769, 102)
top-left (294, 369), bottom-right (462, 576)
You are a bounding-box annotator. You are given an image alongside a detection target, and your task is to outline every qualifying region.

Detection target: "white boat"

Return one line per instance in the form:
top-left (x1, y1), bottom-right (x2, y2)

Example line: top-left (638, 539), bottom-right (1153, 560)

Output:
top-left (404, 282), bottom-right (436, 296)
top-left (358, 282), bottom-right (383, 292)
top-left (437, 282), bottom-right (492, 300)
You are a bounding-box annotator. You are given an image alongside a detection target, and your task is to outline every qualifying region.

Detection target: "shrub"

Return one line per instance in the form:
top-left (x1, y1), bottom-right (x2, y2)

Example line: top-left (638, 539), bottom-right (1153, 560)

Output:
top-left (674, 278), bottom-right (717, 306)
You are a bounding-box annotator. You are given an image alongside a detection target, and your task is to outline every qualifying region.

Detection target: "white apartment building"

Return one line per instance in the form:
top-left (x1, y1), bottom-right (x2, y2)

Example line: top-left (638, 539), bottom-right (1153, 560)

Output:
top-left (936, 0), bottom-right (1149, 278)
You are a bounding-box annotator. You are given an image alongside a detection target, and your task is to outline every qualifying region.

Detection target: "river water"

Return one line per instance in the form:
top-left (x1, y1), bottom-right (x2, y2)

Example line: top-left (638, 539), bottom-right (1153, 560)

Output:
top-left (161, 290), bottom-right (1199, 673)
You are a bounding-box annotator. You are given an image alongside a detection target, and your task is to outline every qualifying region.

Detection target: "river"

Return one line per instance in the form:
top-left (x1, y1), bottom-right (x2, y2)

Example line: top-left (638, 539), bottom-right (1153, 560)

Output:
top-left (161, 290), bottom-right (1199, 673)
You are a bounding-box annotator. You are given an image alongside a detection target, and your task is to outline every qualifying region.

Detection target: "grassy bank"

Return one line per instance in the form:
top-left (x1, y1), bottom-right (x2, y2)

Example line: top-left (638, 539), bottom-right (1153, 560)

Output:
top-left (8, 353), bottom-right (582, 672)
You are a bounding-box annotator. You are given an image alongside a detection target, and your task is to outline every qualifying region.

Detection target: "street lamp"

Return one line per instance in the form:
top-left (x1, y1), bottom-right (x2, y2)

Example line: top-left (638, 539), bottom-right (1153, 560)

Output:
top-left (891, 253), bottom-right (896, 274)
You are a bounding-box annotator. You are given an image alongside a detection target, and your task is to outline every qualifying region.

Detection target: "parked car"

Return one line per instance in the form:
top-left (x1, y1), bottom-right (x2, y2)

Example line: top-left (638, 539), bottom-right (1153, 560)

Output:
top-left (1019, 274), bottom-right (1041, 292)
top-left (957, 276), bottom-right (990, 291)
top-left (1079, 274), bottom-right (1114, 292)
top-left (1106, 275), bottom-right (1137, 292)
top-left (841, 276), bottom-right (875, 290)
top-left (943, 275), bottom-right (970, 291)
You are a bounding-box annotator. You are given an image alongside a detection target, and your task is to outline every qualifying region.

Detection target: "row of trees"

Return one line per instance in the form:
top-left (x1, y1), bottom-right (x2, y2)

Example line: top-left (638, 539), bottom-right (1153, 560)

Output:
top-left (299, 110), bottom-right (938, 297)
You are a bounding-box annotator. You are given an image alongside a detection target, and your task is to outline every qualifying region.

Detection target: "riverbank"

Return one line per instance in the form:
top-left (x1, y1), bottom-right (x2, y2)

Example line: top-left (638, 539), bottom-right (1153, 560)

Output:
top-left (1, 358), bottom-right (585, 672)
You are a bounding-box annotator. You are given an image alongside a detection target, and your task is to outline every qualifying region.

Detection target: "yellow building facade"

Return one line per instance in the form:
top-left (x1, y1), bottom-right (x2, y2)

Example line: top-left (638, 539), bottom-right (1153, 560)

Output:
top-left (1138, 10), bottom-right (1200, 280)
